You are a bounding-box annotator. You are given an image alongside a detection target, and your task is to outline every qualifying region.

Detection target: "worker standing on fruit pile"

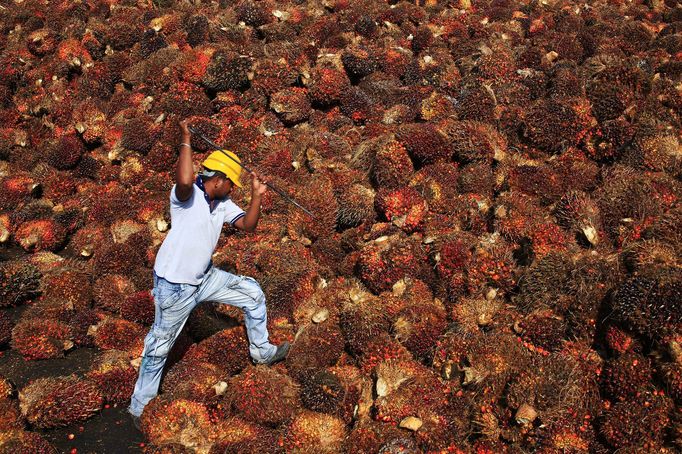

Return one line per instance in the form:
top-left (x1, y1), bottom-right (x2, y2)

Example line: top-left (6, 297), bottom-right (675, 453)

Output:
top-left (128, 119), bottom-right (289, 428)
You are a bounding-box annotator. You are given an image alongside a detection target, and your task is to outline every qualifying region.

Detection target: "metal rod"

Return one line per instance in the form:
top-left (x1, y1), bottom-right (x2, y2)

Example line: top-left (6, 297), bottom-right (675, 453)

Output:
top-left (187, 125), bottom-right (315, 218)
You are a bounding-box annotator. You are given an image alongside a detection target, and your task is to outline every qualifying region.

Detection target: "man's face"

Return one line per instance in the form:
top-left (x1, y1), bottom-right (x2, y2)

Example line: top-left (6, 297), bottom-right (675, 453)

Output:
top-left (215, 177), bottom-right (234, 199)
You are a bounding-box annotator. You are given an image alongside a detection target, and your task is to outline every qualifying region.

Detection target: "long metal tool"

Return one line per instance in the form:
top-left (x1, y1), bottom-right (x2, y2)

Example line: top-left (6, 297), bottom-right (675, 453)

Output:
top-left (188, 125), bottom-right (315, 218)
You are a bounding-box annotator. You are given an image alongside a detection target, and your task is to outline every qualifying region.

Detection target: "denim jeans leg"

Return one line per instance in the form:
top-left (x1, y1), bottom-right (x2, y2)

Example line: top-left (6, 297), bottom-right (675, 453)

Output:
top-left (194, 268), bottom-right (277, 363)
top-left (128, 280), bottom-right (197, 417)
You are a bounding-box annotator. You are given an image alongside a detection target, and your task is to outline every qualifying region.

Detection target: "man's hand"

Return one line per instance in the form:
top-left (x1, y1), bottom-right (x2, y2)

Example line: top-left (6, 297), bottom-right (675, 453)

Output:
top-left (251, 171), bottom-right (268, 196)
top-left (179, 119), bottom-right (191, 137)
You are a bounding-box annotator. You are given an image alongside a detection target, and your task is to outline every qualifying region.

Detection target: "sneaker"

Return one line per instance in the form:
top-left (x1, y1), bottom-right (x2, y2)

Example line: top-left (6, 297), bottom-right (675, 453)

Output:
top-left (131, 414), bottom-right (142, 432)
top-left (257, 342), bottom-right (290, 366)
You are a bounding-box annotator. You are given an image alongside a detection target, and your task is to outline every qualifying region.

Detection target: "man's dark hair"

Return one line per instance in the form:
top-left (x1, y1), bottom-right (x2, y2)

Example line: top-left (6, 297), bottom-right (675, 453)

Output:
top-left (199, 168), bottom-right (227, 183)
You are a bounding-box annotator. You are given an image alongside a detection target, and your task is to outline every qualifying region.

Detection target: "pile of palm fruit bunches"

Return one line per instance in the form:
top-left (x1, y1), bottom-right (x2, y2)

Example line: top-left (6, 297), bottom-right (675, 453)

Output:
top-left (0, 0), bottom-right (680, 452)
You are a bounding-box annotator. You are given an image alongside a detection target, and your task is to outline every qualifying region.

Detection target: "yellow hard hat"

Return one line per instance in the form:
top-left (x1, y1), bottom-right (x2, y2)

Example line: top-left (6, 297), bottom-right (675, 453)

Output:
top-left (202, 150), bottom-right (243, 188)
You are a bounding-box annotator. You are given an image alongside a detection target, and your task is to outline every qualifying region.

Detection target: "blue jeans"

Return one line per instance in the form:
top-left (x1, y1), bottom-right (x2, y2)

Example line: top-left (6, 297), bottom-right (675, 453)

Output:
top-left (128, 267), bottom-right (277, 417)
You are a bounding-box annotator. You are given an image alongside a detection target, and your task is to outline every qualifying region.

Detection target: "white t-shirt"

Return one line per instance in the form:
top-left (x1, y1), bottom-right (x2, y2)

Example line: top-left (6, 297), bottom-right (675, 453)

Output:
top-left (153, 183), bottom-right (245, 284)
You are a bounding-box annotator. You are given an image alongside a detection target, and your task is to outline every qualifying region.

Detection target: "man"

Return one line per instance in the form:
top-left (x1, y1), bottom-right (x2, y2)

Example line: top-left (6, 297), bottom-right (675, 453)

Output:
top-left (128, 119), bottom-right (289, 426)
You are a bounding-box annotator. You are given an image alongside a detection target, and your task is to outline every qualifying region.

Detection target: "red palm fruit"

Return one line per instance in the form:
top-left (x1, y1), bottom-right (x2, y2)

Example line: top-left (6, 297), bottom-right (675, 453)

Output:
top-left (628, 128), bottom-right (681, 174)
top-left (84, 182), bottom-right (134, 224)
top-left (451, 294), bottom-right (505, 335)
top-left (236, 0), bottom-right (272, 27)
top-left (621, 239), bottom-right (679, 274)
top-left (611, 267), bottom-right (682, 340)
top-left (11, 318), bottom-right (73, 360)
top-left (553, 191), bottom-right (602, 247)
top-left (393, 298), bottom-right (447, 362)
top-left (143, 443), bottom-right (195, 454)
top-left (93, 274), bottom-right (136, 313)
top-left (601, 351), bottom-right (652, 401)
top-left (371, 137), bottom-right (414, 190)
top-left (14, 218), bottom-right (67, 252)
top-left (286, 173), bottom-right (338, 244)
top-left (91, 316), bottom-right (145, 354)
top-left (535, 416), bottom-right (604, 454)
top-left (291, 276), bottom-right (350, 327)
top-left (0, 213), bottom-right (9, 244)
top-left (604, 325), bottom-right (639, 356)
top-left (140, 396), bottom-right (214, 450)
top-left (19, 375), bottom-right (102, 429)
top-left (210, 417), bottom-right (282, 454)
top-left (93, 242), bottom-right (145, 277)
top-left (0, 174), bottom-right (40, 210)
top-left (467, 236), bottom-right (517, 294)
top-left (301, 366), bottom-right (363, 424)
top-left (67, 223), bottom-right (107, 258)
top-left (202, 50), bottom-right (251, 93)
top-left (250, 58), bottom-right (297, 97)
top-left (458, 161), bottom-right (495, 198)
top-left (523, 97), bottom-right (596, 154)
top-left (339, 289), bottom-right (391, 356)
top-left (86, 349), bottom-right (138, 404)
top-left (270, 87), bottom-right (311, 125)
top-left (375, 186), bottom-right (427, 233)
top-left (0, 260), bottom-right (41, 307)
top-left (40, 268), bottom-right (92, 312)
top-left (183, 327), bottom-right (250, 376)
top-left (455, 79), bottom-right (497, 123)
top-left (358, 332), bottom-right (413, 375)
top-left (438, 119), bottom-right (507, 164)
top-left (307, 67), bottom-right (350, 106)
top-left (120, 117), bottom-right (161, 155)
top-left (283, 410), bottom-right (347, 453)
top-left (69, 308), bottom-right (103, 347)
top-left (286, 322), bottom-right (345, 380)
top-left (659, 362), bottom-right (682, 404)
top-left (120, 290), bottom-right (154, 326)
top-left (226, 365), bottom-right (301, 427)
top-left (343, 420), bottom-right (415, 454)
top-left (396, 122), bottom-right (450, 165)
top-left (162, 359), bottom-right (227, 405)
top-left (599, 391), bottom-right (672, 450)
top-left (356, 232), bottom-right (434, 294)
top-left (161, 81), bottom-right (213, 118)
top-left (46, 132), bottom-right (84, 170)
top-left (460, 332), bottom-right (531, 399)
top-left (506, 354), bottom-right (599, 427)
top-left (0, 397), bottom-right (22, 431)
top-left (408, 161), bottom-right (459, 214)
top-left (517, 310), bottom-right (567, 353)
top-left (337, 183), bottom-right (376, 228)
top-left (0, 430), bottom-right (56, 453)
top-left (0, 311), bottom-right (12, 347)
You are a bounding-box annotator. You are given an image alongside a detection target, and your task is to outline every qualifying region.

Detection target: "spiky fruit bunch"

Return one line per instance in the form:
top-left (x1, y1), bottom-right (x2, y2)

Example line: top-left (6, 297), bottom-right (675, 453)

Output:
top-left (396, 122), bottom-right (450, 165)
top-left (355, 233), bottom-right (433, 294)
top-left (250, 58), bottom-right (298, 97)
top-left (339, 290), bottom-right (392, 356)
top-left (40, 268), bottom-right (91, 312)
top-left (283, 410), bottom-right (347, 453)
top-left (460, 332), bottom-right (530, 399)
top-left (336, 183), bottom-right (376, 228)
top-left (466, 237), bottom-right (517, 294)
top-left (374, 186), bottom-right (427, 233)
top-left (629, 129), bottom-right (681, 174)
top-left (0, 311), bottom-right (11, 347)
top-left (599, 391), bottom-right (671, 450)
top-left (270, 87), bottom-right (311, 125)
top-left (86, 349), bottom-right (137, 404)
top-left (140, 396), bottom-right (214, 450)
top-left (341, 45), bottom-right (379, 79)
top-left (226, 365), bottom-right (300, 427)
top-left (46, 133), bottom-right (85, 170)
top-left (93, 274), bottom-right (136, 313)
top-left (201, 50), bottom-right (251, 93)
top-left (120, 290), bottom-right (154, 325)
top-left (514, 251), bottom-right (575, 313)
top-left (162, 359), bottom-right (226, 405)
top-left (0, 396), bottom-right (22, 431)
top-left (600, 351), bottom-right (652, 401)
top-left (553, 191), bottom-right (602, 247)
top-left (286, 173), bottom-right (338, 243)
top-left (308, 67), bottom-right (350, 106)
top-left (19, 375), bottom-right (102, 429)
top-left (236, 1), bottom-right (272, 27)
top-left (371, 138), bottom-right (414, 190)
top-left (0, 430), bottom-right (56, 453)
top-left (523, 97), bottom-right (595, 153)
top-left (11, 318), bottom-right (73, 360)
top-left (517, 310), bottom-right (567, 353)
top-left (210, 416), bottom-right (281, 454)
top-left (286, 322), bottom-right (345, 379)
top-left (0, 174), bottom-right (40, 210)
top-left (142, 443), bottom-right (195, 454)
top-left (343, 420), bottom-right (415, 454)
top-left (183, 327), bottom-right (250, 376)
top-left (611, 267), bottom-right (682, 340)
top-left (659, 362), bottom-right (682, 404)
top-left (161, 81), bottom-right (213, 118)
top-left (621, 239), bottom-right (679, 274)
top-left (300, 366), bottom-right (362, 424)
top-left (14, 218), bottom-right (67, 252)
top-left (91, 316), bottom-right (145, 354)
top-left (506, 354), bottom-right (599, 426)
top-left (0, 260), bottom-right (41, 307)
top-left (393, 299), bottom-right (447, 361)
top-left (438, 119), bottom-right (507, 164)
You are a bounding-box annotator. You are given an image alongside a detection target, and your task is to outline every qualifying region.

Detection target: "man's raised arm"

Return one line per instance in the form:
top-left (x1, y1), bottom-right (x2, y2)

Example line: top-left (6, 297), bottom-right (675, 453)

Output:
top-left (175, 119), bottom-right (194, 202)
